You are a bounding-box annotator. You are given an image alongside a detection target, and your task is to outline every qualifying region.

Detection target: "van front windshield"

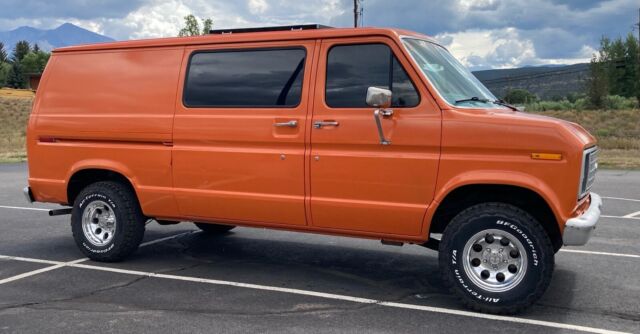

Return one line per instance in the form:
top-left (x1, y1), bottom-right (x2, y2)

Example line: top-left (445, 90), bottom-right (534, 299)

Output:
top-left (402, 38), bottom-right (502, 108)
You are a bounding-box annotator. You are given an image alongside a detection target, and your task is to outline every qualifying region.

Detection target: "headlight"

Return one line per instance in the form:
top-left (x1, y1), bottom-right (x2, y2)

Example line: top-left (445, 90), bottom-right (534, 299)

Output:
top-left (578, 146), bottom-right (598, 199)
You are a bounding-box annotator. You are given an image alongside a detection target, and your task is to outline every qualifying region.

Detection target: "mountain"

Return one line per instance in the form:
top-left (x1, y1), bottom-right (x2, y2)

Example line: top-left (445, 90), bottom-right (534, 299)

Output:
top-left (472, 63), bottom-right (590, 100)
top-left (0, 23), bottom-right (114, 52)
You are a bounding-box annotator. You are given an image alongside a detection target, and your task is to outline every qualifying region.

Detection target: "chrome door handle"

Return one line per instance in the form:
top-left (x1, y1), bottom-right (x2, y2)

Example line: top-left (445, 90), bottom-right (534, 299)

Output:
top-left (313, 121), bottom-right (339, 129)
top-left (273, 120), bottom-right (298, 128)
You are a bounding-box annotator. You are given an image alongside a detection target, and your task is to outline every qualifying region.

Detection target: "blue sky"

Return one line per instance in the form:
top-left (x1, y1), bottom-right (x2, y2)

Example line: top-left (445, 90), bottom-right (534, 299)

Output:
top-left (0, 0), bottom-right (638, 69)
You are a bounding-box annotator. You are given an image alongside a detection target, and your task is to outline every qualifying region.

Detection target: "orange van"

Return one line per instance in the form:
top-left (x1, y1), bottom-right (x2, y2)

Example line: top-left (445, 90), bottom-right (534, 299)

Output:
top-left (24, 24), bottom-right (601, 314)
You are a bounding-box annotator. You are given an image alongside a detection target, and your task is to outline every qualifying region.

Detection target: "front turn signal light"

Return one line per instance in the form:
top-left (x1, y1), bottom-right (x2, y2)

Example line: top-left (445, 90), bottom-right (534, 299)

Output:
top-left (531, 153), bottom-right (563, 161)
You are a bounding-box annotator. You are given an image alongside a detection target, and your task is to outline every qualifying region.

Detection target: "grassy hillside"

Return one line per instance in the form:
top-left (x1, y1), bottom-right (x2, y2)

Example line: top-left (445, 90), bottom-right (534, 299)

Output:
top-left (531, 109), bottom-right (640, 169)
top-left (473, 64), bottom-right (589, 100)
top-left (0, 89), bottom-right (638, 168)
top-left (0, 90), bottom-right (33, 162)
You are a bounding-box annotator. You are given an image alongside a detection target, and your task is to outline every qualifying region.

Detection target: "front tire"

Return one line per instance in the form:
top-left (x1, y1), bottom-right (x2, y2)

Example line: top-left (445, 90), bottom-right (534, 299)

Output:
top-left (71, 181), bottom-right (145, 262)
top-left (438, 202), bottom-right (554, 314)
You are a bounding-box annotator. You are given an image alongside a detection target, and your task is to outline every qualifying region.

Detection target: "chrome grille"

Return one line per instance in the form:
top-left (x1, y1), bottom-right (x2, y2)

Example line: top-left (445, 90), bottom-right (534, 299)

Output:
top-left (579, 147), bottom-right (598, 199)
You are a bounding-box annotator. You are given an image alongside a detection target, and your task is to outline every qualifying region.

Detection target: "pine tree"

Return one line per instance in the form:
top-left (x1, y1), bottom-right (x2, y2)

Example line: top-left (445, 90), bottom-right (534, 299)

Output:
top-left (622, 33), bottom-right (639, 101)
top-left (606, 38), bottom-right (626, 96)
top-left (12, 40), bottom-right (30, 62)
top-left (6, 62), bottom-right (25, 89)
top-left (588, 54), bottom-right (608, 108)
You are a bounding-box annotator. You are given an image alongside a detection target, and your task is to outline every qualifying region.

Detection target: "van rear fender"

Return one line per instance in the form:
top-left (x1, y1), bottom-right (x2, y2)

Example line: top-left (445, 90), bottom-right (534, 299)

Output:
top-left (65, 159), bottom-right (138, 203)
top-left (65, 159), bottom-right (179, 217)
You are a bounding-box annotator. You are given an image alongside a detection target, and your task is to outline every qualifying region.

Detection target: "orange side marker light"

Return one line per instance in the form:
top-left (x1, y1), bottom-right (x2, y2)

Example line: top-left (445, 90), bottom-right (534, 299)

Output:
top-left (531, 153), bottom-right (562, 161)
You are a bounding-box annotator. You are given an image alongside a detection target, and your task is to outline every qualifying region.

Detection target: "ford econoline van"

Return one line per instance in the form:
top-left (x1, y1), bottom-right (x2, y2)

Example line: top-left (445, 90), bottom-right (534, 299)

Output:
top-left (24, 24), bottom-right (601, 314)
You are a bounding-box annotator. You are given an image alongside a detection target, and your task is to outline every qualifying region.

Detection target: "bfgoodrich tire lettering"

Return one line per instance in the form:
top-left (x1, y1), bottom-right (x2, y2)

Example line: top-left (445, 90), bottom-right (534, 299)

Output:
top-left (438, 202), bottom-right (554, 314)
top-left (71, 181), bottom-right (145, 262)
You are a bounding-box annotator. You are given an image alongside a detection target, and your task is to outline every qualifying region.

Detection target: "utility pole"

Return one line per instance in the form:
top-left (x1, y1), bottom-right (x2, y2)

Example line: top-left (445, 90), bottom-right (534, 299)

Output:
top-left (353, 0), bottom-right (360, 28)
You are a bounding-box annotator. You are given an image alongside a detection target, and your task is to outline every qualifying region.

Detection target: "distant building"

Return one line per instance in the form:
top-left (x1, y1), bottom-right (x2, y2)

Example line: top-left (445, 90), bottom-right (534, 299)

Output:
top-left (27, 73), bottom-right (42, 91)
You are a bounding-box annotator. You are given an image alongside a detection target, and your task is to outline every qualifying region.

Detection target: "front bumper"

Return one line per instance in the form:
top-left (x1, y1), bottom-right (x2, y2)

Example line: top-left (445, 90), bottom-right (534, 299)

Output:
top-left (563, 193), bottom-right (602, 246)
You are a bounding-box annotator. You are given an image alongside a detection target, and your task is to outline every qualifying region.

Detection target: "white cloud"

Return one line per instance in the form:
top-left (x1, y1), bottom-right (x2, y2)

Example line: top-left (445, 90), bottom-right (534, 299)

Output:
top-left (63, 0), bottom-right (347, 40)
top-left (1, 0), bottom-right (634, 69)
top-left (248, 0), bottom-right (269, 15)
top-left (435, 27), bottom-right (592, 70)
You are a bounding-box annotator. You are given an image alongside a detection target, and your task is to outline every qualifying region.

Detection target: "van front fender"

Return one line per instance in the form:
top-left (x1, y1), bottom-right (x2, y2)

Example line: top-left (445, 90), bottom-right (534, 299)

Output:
top-left (422, 170), bottom-right (567, 237)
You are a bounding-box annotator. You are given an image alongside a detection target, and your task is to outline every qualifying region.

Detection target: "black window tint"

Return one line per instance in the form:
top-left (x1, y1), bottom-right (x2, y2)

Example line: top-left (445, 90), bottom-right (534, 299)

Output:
top-left (325, 44), bottom-right (419, 108)
top-left (391, 57), bottom-right (420, 107)
top-left (184, 48), bottom-right (306, 107)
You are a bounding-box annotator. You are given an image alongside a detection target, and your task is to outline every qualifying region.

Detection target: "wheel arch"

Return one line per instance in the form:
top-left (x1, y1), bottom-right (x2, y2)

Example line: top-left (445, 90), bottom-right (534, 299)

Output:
top-left (66, 161), bottom-right (139, 206)
top-left (428, 173), bottom-right (564, 252)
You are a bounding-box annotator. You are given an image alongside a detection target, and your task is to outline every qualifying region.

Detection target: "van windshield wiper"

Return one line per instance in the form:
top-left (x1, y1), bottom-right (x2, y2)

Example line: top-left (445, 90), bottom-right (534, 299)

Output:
top-left (492, 99), bottom-right (519, 111)
top-left (454, 97), bottom-right (519, 111)
top-left (454, 96), bottom-right (490, 104)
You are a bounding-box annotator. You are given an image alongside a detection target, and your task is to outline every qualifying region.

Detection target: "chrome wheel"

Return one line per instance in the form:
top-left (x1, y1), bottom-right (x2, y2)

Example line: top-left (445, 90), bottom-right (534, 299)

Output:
top-left (81, 200), bottom-right (117, 247)
top-left (462, 229), bottom-right (527, 293)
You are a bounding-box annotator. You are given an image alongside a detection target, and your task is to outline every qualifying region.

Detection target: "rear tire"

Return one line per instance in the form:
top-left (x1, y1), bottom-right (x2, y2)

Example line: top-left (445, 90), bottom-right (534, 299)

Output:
top-left (438, 202), bottom-right (554, 314)
top-left (193, 222), bottom-right (236, 234)
top-left (71, 181), bottom-right (145, 262)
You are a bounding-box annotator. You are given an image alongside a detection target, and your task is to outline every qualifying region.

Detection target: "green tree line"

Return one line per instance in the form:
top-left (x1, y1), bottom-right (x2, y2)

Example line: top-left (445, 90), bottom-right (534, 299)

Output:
top-left (0, 40), bottom-right (50, 89)
top-left (588, 33), bottom-right (639, 108)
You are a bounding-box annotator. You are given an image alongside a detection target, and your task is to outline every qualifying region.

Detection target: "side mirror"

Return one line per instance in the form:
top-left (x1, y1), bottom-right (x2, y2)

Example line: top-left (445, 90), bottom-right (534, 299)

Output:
top-left (367, 87), bottom-right (394, 145)
top-left (366, 87), bottom-right (392, 109)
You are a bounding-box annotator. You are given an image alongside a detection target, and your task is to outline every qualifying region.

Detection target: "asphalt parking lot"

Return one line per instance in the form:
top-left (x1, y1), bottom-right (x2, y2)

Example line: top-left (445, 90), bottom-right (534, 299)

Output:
top-left (0, 163), bottom-right (639, 334)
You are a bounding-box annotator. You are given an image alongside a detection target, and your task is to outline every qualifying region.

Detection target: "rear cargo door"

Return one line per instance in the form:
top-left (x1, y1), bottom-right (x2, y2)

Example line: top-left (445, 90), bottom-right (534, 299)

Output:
top-left (172, 41), bottom-right (315, 225)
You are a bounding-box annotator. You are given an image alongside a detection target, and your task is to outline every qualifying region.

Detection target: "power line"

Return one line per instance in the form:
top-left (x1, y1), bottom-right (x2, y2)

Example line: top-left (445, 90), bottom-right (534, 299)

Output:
top-left (479, 67), bottom-right (590, 84)
top-left (481, 70), bottom-right (589, 86)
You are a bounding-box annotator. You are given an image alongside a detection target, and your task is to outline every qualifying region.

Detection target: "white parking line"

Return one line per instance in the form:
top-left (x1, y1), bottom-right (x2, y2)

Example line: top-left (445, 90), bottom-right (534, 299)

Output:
top-left (0, 255), bottom-right (60, 265)
top-left (622, 210), bottom-right (640, 218)
top-left (0, 258), bottom-right (88, 285)
top-left (602, 196), bottom-right (640, 203)
top-left (0, 231), bottom-right (194, 286)
top-left (601, 215), bottom-right (640, 220)
top-left (139, 231), bottom-right (197, 247)
top-left (560, 249), bottom-right (640, 259)
top-left (0, 205), bottom-right (50, 212)
top-left (0, 253), bottom-right (629, 334)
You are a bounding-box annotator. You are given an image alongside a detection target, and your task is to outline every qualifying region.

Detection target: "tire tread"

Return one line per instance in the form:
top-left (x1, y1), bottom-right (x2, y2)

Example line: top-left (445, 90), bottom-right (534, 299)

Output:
top-left (439, 202), bottom-right (554, 315)
top-left (71, 181), bottom-right (145, 262)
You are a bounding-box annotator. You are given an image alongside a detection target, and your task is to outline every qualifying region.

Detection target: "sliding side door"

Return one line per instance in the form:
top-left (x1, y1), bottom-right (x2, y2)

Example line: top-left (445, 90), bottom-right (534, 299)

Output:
top-left (172, 41), bottom-right (316, 226)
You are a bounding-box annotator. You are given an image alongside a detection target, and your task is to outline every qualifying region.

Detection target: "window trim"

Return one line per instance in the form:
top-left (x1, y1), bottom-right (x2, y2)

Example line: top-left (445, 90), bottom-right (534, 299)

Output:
top-left (324, 42), bottom-right (421, 109)
top-left (182, 46), bottom-right (308, 109)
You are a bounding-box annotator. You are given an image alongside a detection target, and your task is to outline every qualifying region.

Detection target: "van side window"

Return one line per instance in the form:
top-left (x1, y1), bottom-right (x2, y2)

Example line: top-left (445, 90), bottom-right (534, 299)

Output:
top-left (184, 48), bottom-right (306, 107)
top-left (325, 43), bottom-right (419, 108)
